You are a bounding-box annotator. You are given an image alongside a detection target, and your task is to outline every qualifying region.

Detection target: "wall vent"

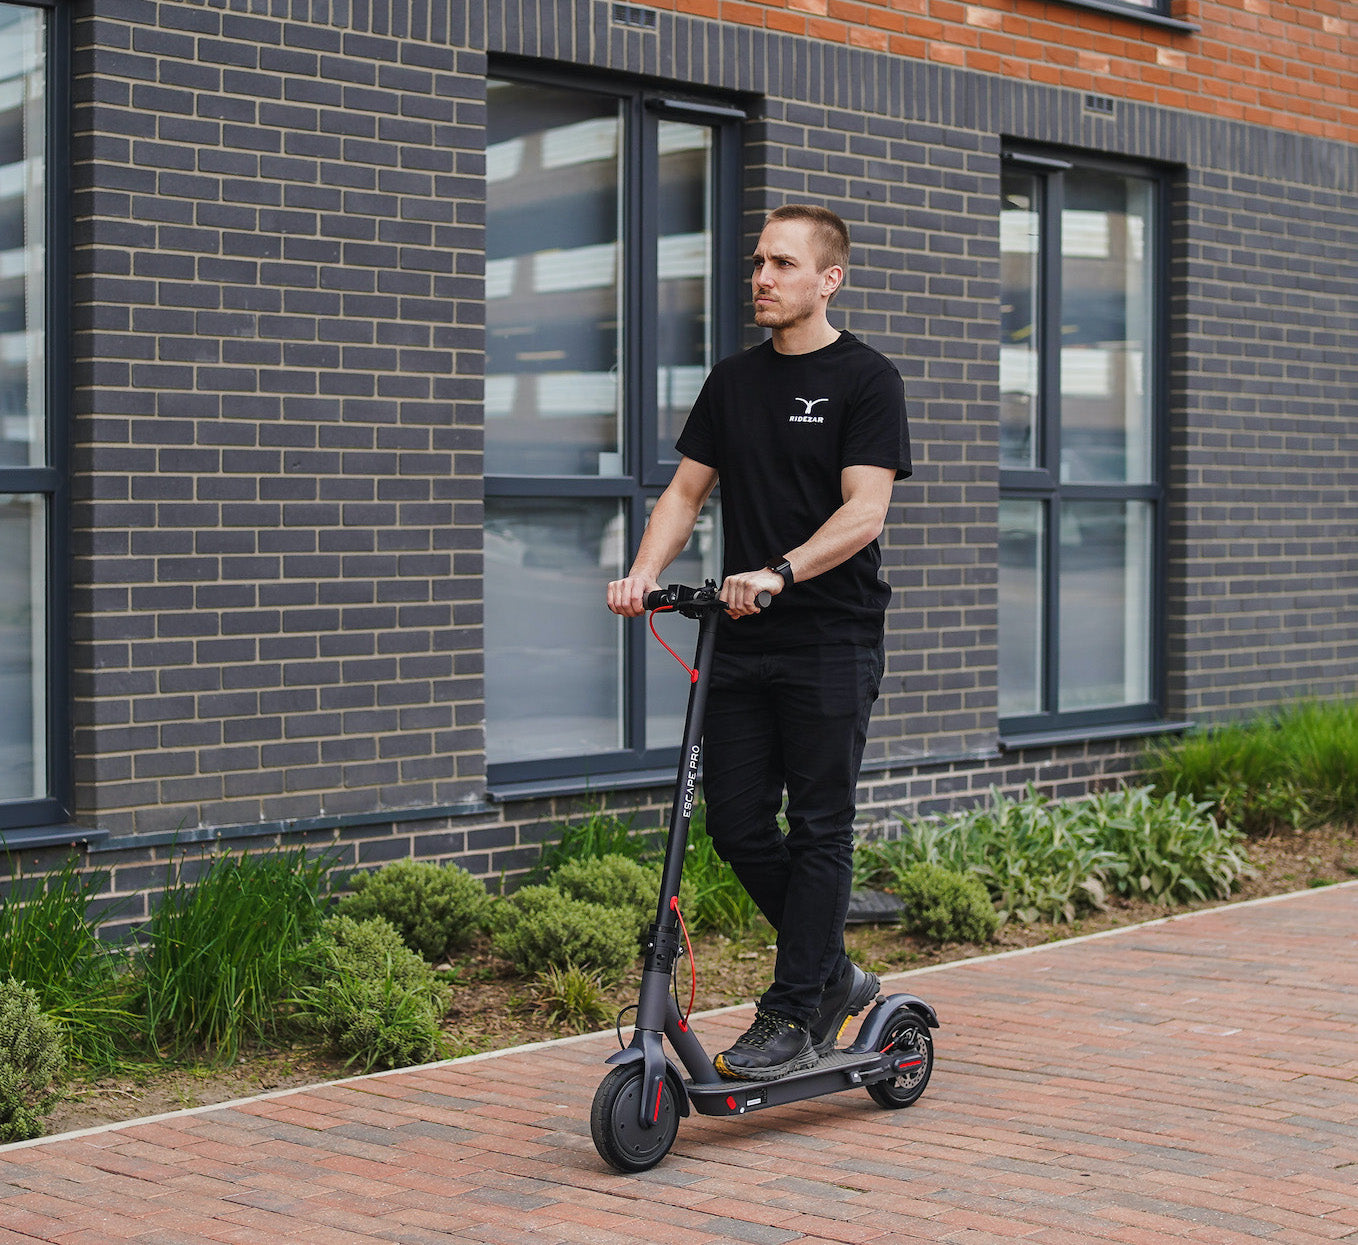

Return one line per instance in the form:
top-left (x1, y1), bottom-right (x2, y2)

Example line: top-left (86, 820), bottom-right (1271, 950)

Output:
top-left (612, 4), bottom-right (658, 29)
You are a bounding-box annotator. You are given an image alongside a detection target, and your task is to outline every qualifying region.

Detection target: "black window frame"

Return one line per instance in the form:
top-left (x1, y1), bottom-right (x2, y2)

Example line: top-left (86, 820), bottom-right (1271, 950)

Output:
top-left (483, 62), bottom-right (743, 794)
top-left (0, 0), bottom-right (71, 843)
top-left (997, 146), bottom-right (1170, 744)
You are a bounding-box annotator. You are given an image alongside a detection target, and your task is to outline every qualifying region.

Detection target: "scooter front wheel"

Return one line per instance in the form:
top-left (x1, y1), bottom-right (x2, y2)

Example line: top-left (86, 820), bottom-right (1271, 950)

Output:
top-left (865, 1009), bottom-right (934, 1109)
top-left (590, 1064), bottom-right (681, 1172)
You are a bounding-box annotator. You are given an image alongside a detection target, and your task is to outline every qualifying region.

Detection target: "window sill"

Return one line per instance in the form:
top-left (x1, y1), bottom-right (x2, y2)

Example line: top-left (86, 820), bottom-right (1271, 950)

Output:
top-left (999, 719), bottom-right (1193, 752)
top-left (0, 822), bottom-right (109, 853)
top-left (1053, 0), bottom-right (1199, 34)
top-left (487, 767), bottom-right (679, 804)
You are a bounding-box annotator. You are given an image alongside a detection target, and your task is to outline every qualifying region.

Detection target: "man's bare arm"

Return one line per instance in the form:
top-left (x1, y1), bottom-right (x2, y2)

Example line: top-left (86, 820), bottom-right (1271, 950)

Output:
top-left (606, 457), bottom-right (720, 617)
top-left (719, 464), bottom-right (897, 617)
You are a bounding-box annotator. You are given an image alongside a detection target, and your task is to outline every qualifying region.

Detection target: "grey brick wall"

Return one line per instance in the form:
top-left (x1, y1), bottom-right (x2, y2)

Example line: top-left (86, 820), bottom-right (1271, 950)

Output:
top-left (27, 0), bottom-right (1357, 914)
top-left (1168, 170), bottom-right (1358, 718)
top-left (71, 0), bottom-right (489, 838)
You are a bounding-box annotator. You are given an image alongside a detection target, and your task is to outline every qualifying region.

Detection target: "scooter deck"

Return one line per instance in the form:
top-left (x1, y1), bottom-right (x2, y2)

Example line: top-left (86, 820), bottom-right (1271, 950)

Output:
top-left (683, 1047), bottom-right (922, 1116)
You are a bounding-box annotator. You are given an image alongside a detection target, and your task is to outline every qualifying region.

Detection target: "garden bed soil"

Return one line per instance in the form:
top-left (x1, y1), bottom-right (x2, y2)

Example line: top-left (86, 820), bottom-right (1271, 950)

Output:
top-left (39, 824), bottom-right (1356, 1140)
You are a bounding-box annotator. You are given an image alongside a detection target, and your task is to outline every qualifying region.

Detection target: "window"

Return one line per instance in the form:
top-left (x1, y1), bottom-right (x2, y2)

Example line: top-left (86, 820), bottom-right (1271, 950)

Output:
top-left (0, 1), bottom-right (64, 836)
top-left (483, 71), bottom-right (740, 786)
top-left (998, 151), bottom-right (1165, 736)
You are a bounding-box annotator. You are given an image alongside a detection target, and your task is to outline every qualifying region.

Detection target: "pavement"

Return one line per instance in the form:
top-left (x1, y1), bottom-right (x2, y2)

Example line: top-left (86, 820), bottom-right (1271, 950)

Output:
top-left (2, 881), bottom-right (1355, 1245)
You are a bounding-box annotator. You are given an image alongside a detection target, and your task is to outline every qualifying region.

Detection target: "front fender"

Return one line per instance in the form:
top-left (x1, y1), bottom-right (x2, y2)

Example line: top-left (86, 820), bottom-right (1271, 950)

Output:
top-left (604, 1045), bottom-right (692, 1118)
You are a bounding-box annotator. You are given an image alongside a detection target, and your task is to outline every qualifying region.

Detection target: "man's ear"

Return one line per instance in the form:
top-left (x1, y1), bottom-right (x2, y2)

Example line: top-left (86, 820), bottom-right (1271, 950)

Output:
top-left (822, 265), bottom-right (844, 298)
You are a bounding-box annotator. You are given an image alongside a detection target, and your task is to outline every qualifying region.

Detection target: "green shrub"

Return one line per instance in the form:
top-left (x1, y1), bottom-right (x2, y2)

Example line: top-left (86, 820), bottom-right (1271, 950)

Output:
top-left (0, 857), bottom-right (130, 1069)
top-left (296, 916), bottom-right (449, 1072)
top-left (532, 964), bottom-right (611, 1033)
top-left (1143, 701), bottom-right (1358, 835)
top-left (133, 847), bottom-right (331, 1062)
top-left (0, 978), bottom-right (66, 1143)
top-left (549, 853), bottom-right (695, 941)
top-left (336, 859), bottom-right (492, 961)
top-left (490, 886), bottom-right (637, 982)
top-left (857, 783), bottom-right (1250, 927)
top-left (1084, 786), bottom-right (1251, 904)
top-left (895, 864), bottom-right (1000, 944)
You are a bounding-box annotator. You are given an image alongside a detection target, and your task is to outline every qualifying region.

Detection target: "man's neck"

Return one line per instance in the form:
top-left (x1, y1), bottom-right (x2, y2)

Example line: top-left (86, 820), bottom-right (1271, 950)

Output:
top-left (770, 318), bottom-right (841, 355)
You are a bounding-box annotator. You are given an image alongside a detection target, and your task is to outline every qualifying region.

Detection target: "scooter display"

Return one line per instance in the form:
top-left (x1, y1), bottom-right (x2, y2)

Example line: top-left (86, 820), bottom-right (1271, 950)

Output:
top-left (590, 581), bottom-right (938, 1173)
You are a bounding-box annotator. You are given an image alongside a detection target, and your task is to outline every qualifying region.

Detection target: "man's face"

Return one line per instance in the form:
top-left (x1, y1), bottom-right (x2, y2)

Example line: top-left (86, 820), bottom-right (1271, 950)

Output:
top-left (750, 218), bottom-right (839, 330)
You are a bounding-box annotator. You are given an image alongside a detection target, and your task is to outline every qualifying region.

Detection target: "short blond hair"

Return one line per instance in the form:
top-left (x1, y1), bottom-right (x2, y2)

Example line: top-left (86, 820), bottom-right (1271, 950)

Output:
top-left (765, 204), bottom-right (850, 273)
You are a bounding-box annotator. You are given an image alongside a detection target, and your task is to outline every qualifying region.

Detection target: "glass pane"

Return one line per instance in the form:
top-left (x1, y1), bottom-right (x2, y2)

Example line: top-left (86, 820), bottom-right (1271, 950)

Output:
top-left (644, 499), bottom-right (721, 749)
top-left (485, 81), bottom-right (622, 477)
top-left (0, 6), bottom-right (45, 470)
top-left (483, 498), bottom-right (624, 765)
top-left (998, 498), bottom-right (1044, 717)
top-left (655, 121), bottom-right (713, 460)
top-left (0, 494), bottom-right (43, 800)
top-left (1060, 172), bottom-right (1154, 484)
top-left (1058, 500), bottom-right (1152, 711)
top-left (999, 170), bottom-right (1040, 470)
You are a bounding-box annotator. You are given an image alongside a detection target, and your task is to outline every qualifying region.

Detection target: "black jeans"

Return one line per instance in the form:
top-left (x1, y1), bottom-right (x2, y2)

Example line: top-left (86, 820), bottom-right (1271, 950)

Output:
top-left (701, 641), bottom-right (884, 1023)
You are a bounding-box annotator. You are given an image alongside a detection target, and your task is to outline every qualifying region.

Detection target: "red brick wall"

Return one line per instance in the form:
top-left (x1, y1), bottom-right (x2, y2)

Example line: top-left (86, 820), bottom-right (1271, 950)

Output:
top-left (663, 0), bottom-right (1358, 143)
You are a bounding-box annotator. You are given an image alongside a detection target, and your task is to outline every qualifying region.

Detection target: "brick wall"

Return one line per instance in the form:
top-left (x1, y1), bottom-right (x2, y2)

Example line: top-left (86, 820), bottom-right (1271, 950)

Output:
top-left (27, 0), bottom-right (1357, 914)
top-left (627, 0), bottom-right (1358, 143)
top-left (70, 0), bottom-right (489, 838)
top-left (1168, 168), bottom-right (1358, 716)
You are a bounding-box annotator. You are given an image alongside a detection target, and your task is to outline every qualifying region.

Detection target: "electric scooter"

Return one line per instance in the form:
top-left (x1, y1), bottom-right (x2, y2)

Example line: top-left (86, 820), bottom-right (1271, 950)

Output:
top-left (590, 580), bottom-right (939, 1173)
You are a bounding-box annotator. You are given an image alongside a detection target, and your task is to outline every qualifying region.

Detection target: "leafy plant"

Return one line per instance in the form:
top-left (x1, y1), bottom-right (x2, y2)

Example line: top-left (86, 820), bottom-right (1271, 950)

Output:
top-left (294, 916), bottom-right (449, 1072)
top-left (530, 805), bottom-right (657, 881)
top-left (548, 852), bottom-right (696, 941)
top-left (490, 886), bottom-right (637, 982)
top-left (1143, 700), bottom-right (1358, 835)
top-left (858, 783), bottom-right (1250, 929)
top-left (894, 863), bottom-right (1000, 944)
top-left (0, 856), bottom-right (131, 1069)
top-left (532, 963), bottom-right (611, 1032)
top-left (0, 977), bottom-right (66, 1142)
top-left (132, 847), bottom-right (332, 1062)
top-left (336, 859), bottom-right (493, 961)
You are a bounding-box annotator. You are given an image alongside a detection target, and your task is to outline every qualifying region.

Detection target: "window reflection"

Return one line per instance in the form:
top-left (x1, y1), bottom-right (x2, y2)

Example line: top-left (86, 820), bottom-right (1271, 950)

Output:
top-left (998, 498), bottom-right (1044, 717)
top-left (485, 82), bottom-right (622, 477)
top-left (1058, 501), bottom-right (1152, 711)
top-left (655, 121), bottom-right (713, 458)
top-left (1000, 171), bottom-right (1040, 470)
top-left (0, 5), bottom-right (43, 472)
top-left (1059, 173), bottom-right (1153, 484)
top-left (483, 498), bottom-right (624, 765)
top-left (0, 494), bottom-right (43, 800)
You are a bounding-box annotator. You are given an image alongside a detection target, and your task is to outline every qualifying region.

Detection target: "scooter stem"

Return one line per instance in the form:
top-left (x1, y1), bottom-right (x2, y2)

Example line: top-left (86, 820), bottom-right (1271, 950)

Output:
top-left (636, 599), bottom-right (719, 1033)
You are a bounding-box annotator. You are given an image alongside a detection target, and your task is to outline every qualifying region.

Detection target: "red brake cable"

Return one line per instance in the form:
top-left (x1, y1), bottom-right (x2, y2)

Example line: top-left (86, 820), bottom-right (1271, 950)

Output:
top-left (670, 894), bottom-right (697, 1026)
top-left (649, 607), bottom-right (699, 684)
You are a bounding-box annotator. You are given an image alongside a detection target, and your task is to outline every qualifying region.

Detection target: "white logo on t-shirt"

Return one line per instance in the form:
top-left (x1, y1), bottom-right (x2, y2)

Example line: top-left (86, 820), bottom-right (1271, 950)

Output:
top-left (790, 397), bottom-right (828, 423)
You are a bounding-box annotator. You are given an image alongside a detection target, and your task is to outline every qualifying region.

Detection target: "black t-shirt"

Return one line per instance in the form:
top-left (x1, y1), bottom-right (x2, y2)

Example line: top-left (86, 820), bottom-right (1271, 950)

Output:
top-left (675, 330), bottom-right (911, 651)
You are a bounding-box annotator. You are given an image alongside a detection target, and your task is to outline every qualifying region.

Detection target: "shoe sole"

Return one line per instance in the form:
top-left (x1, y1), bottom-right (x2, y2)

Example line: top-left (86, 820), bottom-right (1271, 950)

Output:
top-left (812, 969), bottom-right (881, 1055)
top-left (714, 1047), bottom-right (819, 1082)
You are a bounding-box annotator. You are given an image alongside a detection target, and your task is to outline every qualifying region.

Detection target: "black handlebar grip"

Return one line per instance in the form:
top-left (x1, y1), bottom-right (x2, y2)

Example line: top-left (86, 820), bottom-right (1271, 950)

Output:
top-left (643, 585), bottom-right (773, 611)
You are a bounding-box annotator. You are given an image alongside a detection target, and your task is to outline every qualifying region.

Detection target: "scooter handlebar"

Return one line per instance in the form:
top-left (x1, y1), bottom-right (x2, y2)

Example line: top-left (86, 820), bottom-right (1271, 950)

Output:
top-left (644, 584), bottom-right (772, 612)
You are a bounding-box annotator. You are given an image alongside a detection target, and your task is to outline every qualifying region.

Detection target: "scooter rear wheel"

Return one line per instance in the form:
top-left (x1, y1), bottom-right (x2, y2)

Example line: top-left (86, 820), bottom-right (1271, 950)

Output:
top-left (590, 1064), bottom-right (681, 1172)
top-left (865, 1010), bottom-right (933, 1109)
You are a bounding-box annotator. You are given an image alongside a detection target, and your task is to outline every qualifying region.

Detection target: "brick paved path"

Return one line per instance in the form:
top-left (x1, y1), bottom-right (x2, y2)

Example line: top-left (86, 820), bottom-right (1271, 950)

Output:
top-left (3, 883), bottom-right (1355, 1244)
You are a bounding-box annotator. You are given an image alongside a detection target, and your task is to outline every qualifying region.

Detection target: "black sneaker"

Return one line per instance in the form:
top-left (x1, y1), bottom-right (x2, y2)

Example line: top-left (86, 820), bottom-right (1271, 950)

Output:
top-left (714, 1009), bottom-right (818, 1081)
top-left (809, 963), bottom-right (881, 1054)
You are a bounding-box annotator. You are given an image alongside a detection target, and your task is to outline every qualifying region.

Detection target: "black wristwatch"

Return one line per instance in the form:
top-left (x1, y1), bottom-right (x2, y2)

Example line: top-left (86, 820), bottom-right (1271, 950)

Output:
top-left (765, 558), bottom-right (794, 590)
